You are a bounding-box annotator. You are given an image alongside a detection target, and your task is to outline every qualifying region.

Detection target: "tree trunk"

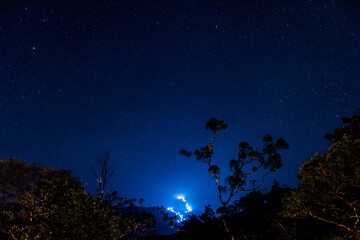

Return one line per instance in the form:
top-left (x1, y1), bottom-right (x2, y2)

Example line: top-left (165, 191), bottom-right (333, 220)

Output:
top-left (221, 215), bottom-right (235, 240)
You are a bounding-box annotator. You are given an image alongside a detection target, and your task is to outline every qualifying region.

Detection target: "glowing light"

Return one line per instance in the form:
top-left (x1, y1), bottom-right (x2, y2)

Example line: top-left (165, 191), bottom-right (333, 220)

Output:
top-left (167, 207), bottom-right (185, 222)
top-left (176, 195), bottom-right (186, 202)
top-left (185, 202), bottom-right (192, 213)
top-left (167, 195), bottom-right (193, 222)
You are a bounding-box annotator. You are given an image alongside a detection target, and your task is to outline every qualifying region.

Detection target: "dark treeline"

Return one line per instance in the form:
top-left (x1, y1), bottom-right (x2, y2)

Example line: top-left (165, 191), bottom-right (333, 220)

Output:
top-left (1, 111), bottom-right (359, 240)
top-left (0, 156), bottom-right (155, 240)
top-left (175, 111), bottom-right (360, 240)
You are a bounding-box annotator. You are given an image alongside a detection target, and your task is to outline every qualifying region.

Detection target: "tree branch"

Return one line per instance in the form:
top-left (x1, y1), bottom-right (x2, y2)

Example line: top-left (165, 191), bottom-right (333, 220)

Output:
top-left (309, 211), bottom-right (352, 232)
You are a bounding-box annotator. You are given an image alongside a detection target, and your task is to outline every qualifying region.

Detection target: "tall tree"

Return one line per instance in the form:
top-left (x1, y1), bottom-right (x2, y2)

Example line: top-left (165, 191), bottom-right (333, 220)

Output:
top-left (0, 158), bottom-right (131, 239)
top-left (90, 151), bottom-right (114, 200)
top-left (180, 118), bottom-right (289, 240)
top-left (284, 111), bottom-right (360, 238)
top-left (0, 158), bottom-right (154, 240)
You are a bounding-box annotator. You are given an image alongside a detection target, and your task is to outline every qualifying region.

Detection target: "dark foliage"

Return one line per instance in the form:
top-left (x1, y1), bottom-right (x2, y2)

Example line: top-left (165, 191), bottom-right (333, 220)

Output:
top-left (180, 118), bottom-right (289, 239)
top-left (325, 111), bottom-right (360, 143)
top-left (284, 111), bottom-right (360, 239)
top-left (0, 158), bottom-right (154, 240)
top-left (177, 182), bottom-right (343, 239)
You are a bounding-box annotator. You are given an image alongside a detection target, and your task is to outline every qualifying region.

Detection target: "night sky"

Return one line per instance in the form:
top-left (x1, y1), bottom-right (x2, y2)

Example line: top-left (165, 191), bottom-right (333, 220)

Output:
top-left (1, 0), bottom-right (359, 210)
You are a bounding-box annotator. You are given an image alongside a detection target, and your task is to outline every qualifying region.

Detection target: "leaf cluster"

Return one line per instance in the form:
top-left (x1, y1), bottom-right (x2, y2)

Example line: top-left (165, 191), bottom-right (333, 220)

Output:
top-left (180, 119), bottom-right (289, 209)
top-left (283, 111), bottom-right (360, 237)
top-left (325, 111), bottom-right (360, 143)
top-left (0, 158), bottom-right (154, 240)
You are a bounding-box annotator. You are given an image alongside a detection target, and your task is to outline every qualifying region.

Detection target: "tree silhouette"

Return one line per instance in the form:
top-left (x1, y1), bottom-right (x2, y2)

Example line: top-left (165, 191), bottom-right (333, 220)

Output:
top-left (89, 151), bottom-right (157, 238)
top-left (1, 158), bottom-right (156, 240)
top-left (180, 118), bottom-right (289, 239)
top-left (0, 158), bottom-right (132, 239)
top-left (90, 151), bottom-right (114, 200)
top-left (325, 111), bottom-right (360, 143)
top-left (284, 111), bottom-right (360, 238)
top-left (178, 205), bottom-right (224, 240)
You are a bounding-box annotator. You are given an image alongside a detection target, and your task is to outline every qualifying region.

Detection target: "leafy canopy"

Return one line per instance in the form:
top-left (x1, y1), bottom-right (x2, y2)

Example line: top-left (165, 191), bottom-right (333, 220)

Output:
top-left (180, 118), bottom-right (289, 239)
top-left (0, 158), bottom-right (152, 240)
top-left (284, 111), bottom-right (360, 237)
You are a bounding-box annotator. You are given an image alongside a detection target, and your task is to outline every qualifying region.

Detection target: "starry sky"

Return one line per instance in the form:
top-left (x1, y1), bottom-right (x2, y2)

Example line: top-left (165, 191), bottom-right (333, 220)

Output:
top-left (1, 0), bottom-right (359, 210)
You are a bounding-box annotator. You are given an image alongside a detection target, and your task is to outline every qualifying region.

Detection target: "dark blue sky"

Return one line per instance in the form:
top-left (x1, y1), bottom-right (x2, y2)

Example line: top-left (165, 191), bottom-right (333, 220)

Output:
top-left (1, 0), bottom-right (359, 210)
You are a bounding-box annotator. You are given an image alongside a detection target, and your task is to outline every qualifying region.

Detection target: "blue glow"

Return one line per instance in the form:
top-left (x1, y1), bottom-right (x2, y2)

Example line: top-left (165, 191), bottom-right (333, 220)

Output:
top-left (167, 195), bottom-right (193, 222)
top-left (167, 207), bottom-right (185, 222)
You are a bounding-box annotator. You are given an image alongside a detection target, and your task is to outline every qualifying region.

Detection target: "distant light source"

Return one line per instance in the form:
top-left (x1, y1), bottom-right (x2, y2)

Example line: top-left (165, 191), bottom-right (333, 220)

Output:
top-left (167, 195), bottom-right (193, 222)
top-left (176, 195), bottom-right (186, 202)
